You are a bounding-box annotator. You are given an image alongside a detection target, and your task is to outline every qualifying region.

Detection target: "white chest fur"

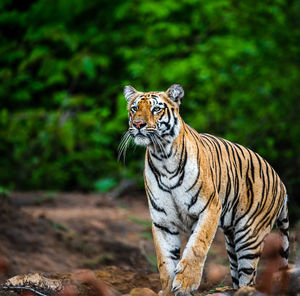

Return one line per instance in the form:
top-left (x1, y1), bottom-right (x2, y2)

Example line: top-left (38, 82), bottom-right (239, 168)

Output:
top-left (145, 150), bottom-right (208, 232)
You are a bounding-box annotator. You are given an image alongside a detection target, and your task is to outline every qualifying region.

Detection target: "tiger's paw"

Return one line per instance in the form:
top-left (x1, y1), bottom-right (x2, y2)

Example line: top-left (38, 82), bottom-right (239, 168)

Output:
top-left (171, 259), bottom-right (201, 296)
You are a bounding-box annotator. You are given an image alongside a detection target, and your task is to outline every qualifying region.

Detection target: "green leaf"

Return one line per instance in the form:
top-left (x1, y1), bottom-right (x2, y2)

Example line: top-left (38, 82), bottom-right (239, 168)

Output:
top-left (82, 55), bottom-right (96, 79)
top-left (94, 178), bottom-right (117, 192)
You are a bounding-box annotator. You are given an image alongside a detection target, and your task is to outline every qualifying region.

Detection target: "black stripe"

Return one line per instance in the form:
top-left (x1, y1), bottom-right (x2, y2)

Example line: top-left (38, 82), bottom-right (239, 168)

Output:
top-left (239, 268), bottom-right (254, 275)
top-left (185, 126), bottom-right (200, 192)
top-left (279, 228), bottom-right (289, 236)
top-left (228, 142), bottom-right (242, 177)
top-left (236, 236), bottom-right (264, 253)
top-left (232, 277), bottom-right (239, 286)
top-left (278, 217), bottom-right (289, 225)
top-left (147, 187), bottom-right (166, 214)
top-left (188, 185), bottom-right (202, 210)
top-left (170, 147), bottom-right (187, 189)
top-left (246, 160), bottom-right (254, 200)
top-left (170, 137), bottom-right (185, 180)
top-left (220, 138), bottom-right (231, 158)
top-left (233, 143), bottom-right (245, 158)
top-left (254, 152), bottom-right (262, 178)
top-left (234, 145), bottom-right (243, 177)
top-left (162, 108), bottom-right (177, 137)
top-left (225, 164), bottom-right (232, 200)
top-left (147, 153), bottom-right (170, 193)
top-left (154, 223), bottom-right (179, 235)
top-left (254, 191), bottom-right (277, 233)
top-left (169, 158), bottom-right (186, 190)
top-left (150, 151), bottom-right (162, 160)
top-left (199, 191), bottom-right (216, 215)
top-left (246, 148), bottom-right (255, 181)
top-left (203, 135), bottom-right (222, 191)
top-left (200, 134), bottom-right (214, 157)
top-left (230, 262), bottom-right (238, 269)
top-left (239, 253), bottom-right (261, 260)
top-left (264, 160), bottom-right (270, 197)
top-left (227, 250), bottom-right (237, 261)
top-left (221, 157), bottom-right (236, 223)
top-left (230, 192), bottom-right (240, 226)
top-left (170, 248), bottom-right (181, 260)
top-left (279, 247), bottom-right (289, 259)
top-left (234, 228), bottom-right (251, 245)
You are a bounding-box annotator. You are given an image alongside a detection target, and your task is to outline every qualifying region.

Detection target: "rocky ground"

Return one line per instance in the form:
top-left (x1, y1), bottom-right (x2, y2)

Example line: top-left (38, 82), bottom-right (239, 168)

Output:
top-left (0, 192), bottom-right (298, 295)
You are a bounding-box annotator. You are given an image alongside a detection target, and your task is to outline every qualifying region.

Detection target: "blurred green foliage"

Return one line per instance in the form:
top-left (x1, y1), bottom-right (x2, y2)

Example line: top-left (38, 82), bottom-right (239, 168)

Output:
top-left (0, 0), bottom-right (299, 219)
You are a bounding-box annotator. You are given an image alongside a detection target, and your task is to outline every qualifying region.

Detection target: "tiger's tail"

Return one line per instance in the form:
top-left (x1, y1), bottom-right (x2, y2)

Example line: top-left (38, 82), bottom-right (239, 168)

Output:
top-left (276, 196), bottom-right (289, 268)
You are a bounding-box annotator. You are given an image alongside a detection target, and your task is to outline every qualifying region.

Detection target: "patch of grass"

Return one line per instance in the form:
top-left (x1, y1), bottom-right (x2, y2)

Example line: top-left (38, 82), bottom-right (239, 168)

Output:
top-left (94, 178), bottom-right (117, 193)
top-left (34, 192), bottom-right (58, 205)
top-left (51, 222), bottom-right (68, 231)
top-left (0, 186), bottom-right (11, 197)
top-left (221, 257), bottom-right (230, 266)
top-left (139, 232), bottom-right (153, 240)
top-left (78, 241), bottom-right (97, 257)
top-left (208, 247), bottom-right (218, 258)
top-left (84, 253), bottom-right (115, 268)
top-left (130, 215), bottom-right (153, 242)
top-left (119, 203), bottom-right (128, 209)
top-left (294, 220), bottom-right (300, 228)
top-left (129, 215), bottom-right (152, 229)
top-left (208, 283), bottom-right (225, 294)
top-left (146, 254), bottom-right (157, 272)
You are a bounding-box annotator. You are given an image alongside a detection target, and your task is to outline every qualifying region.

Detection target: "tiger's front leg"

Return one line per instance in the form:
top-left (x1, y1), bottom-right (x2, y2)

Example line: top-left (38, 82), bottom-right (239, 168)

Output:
top-left (172, 196), bottom-right (221, 296)
top-left (152, 223), bottom-right (181, 296)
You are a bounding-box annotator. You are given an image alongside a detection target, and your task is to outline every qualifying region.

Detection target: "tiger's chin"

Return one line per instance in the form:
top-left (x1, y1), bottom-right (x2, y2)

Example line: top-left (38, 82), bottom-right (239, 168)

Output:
top-left (133, 135), bottom-right (151, 146)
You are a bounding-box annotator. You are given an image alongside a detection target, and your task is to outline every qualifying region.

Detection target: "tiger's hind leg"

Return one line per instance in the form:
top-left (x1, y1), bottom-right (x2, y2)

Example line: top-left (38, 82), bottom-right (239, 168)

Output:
top-left (224, 229), bottom-right (239, 289)
top-left (234, 199), bottom-right (289, 287)
top-left (234, 230), bottom-right (265, 287)
top-left (277, 199), bottom-right (289, 268)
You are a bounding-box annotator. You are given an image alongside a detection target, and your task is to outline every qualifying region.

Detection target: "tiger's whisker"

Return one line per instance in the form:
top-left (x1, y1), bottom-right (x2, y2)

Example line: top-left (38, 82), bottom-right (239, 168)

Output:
top-left (118, 131), bottom-right (131, 162)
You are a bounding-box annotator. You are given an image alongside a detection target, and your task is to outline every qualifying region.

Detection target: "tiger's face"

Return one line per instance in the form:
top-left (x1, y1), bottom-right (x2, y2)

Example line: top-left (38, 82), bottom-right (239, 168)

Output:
top-left (123, 84), bottom-right (184, 147)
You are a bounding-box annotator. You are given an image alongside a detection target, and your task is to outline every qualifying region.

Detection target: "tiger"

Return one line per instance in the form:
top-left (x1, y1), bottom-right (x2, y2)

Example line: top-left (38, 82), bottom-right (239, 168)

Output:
top-left (120, 84), bottom-right (289, 295)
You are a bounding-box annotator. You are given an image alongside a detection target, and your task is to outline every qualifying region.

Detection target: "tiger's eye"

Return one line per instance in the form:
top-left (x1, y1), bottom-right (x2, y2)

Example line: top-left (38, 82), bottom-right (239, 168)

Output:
top-left (153, 107), bottom-right (161, 112)
top-left (131, 106), bottom-right (138, 112)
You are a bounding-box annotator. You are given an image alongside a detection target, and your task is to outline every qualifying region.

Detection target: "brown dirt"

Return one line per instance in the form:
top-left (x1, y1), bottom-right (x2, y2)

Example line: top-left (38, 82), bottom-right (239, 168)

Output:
top-left (0, 192), bottom-right (298, 295)
top-left (0, 192), bottom-right (155, 275)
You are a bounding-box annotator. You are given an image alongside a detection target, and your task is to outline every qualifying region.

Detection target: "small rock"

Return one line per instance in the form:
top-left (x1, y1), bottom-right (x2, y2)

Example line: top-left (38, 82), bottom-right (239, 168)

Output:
top-left (261, 233), bottom-right (283, 259)
top-left (5, 272), bottom-right (62, 291)
top-left (205, 264), bottom-right (229, 284)
top-left (130, 287), bottom-right (158, 296)
top-left (234, 286), bottom-right (262, 296)
top-left (72, 269), bottom-right (119, 296)
top-left (59, 285), bottom-right (78, 296)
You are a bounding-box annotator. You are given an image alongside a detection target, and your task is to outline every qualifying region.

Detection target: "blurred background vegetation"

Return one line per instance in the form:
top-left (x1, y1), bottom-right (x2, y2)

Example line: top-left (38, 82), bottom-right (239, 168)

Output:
top-left (0, 0), bottom-right (299, 222)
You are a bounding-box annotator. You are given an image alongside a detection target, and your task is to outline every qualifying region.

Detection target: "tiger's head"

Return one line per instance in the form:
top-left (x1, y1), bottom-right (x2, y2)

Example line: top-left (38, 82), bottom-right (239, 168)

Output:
top-left (123, 84), bottom-right (184, 147)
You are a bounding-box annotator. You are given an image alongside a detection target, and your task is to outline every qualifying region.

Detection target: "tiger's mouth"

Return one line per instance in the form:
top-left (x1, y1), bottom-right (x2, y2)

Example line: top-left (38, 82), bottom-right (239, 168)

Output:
top-left (132, 133), bottom-right (151, 146)
top-left (128, 127), bottom-right (153, 146)
top-left (128, 125), bottom-right (165, 147)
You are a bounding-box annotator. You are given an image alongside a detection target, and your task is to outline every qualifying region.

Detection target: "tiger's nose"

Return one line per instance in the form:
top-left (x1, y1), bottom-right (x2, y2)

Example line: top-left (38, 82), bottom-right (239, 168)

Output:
top-left (133, 120), bottom-right (147, 129)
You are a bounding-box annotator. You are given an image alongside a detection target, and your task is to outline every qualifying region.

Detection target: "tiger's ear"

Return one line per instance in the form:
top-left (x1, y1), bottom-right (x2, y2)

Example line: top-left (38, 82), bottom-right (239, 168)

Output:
top-left (166, 84), bottom-right (184, 105)
top-left (124, 85), bottom-right (138, 101)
